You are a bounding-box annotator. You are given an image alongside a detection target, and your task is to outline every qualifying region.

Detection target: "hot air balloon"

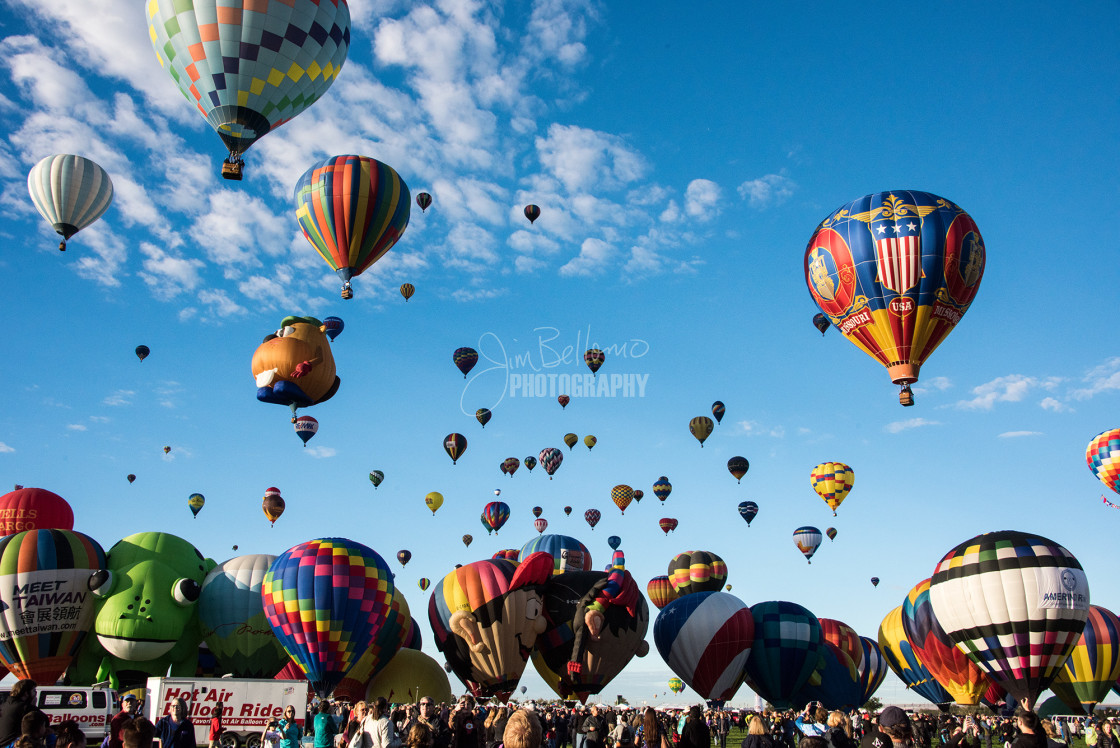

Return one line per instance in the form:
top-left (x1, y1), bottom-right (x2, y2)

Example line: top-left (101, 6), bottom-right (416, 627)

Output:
top-left (475, 408), bottom-right (492, 428)
top-left (27, 154), bottom-right (114, 251)
top-left (584, 349), bottom-right (605, 377)
top-left (365, 647), bottom-right (452, 705)
top-left (563, 506), bottom-right (572, 516)
top-left (811, 462), bottom-right (854, 516)
top-left (482, 502), bottom-right (510, 535)
top-left (135, 345), bottom-right (150, 362)
top-left (262, 538), bottom-right (395, 697)
top-left (1086, 429), bottom-right (1120, 499)
top-left (416, 193), bottom-right (432, 212)
top-left (331, 582), bottom-right (413, 701)
top-left (198, 554), bottom-right (289, 679)
top-left (659, 518), bottom-right (678, 535)
top-left (188, 493), bottom-right (205, 518)
top-left (0, 529), bottom-right (105, 684)
top-left (743, 601), bottom-right (826, 710)
top-left (534, 518), bottom-right (548, 535)
top-left (667, 551), bottom-right (727, 596)
top-left (146, 0), bottom-right (350, 178)
top-left (462, 535), bottom-right (473, 548)
top-left (557, 395), bottom-right (570, 409)
top-left (490, 550), bottom-right (517, 562)
top-left (727, 457), bottom-right (749, 483)
top-left (369, 470), bottom-right (385, 489)
top-left (826, 527), bottom-right (837, 542)
top-left (524, 205), bottom-right (541, 224)
top-left (530, 507), bottom-right (543, 519)
top-left (646, 576), bottom-right (679, 611)
top-left (790, 639), bottom-right (862, 711)
top-left (563, 433), bottom-right (578, 451)
top-left (163, 446), bottom-right (171, 454)
top-left (818, 618), bottom-right (863, 677)
top-left (611, 485), bottom-right (634, 514)
top-left (427, 553), bottom-right (553, 699)
top-left (584, 509), bottom-right (601, 530)
top-left (653, 476), bottom-right (672, 502)
top-left (1049, 605), bottom-right (1120, 713)
top-left (453, 348), bottom-right (478, 378)
top-left (532, 554), bottom-right (650, 701)
top-left (928, 530), bottom-right (1090, 710)
top-left (418, 578), bottom-right (430, 592)
top-left (812, 313), bottom-right (830, 335)
top-left (444, 433), bottom-right (467, 464)
top-left (251, 315), bottom-right (340, 421)
top-left (294, 155), bottom-right (410, 298)
top-left (584, 435), bottom-right (597, 451)
top-left (322, 317), bottom-right (344, 342)
top-left (792, 526), bottom-right (822, 564)
top-left (668, 677), bottom-right (685, 694)
top-left (524, 456), bottom-right (537, 472)
top-left (0, 488), bottom-right (74, 536)
top-left (711, 401), bottom-right (725, 425)
top-left (519, 535), bottom-right (592, 576)
top-left (878, 605), bottom-right (953, 708)
top-left (493, 489), bottom-right (501, 497)
top-left (737, 501), bottom-right (758, 527)
top-left (400, 283), bottom-right (415, 301)
top-left (425, 492), bottom-right (444, 515)
top-left (501, 457), bottom-right (520, 477)
top-left (540, 448), bottom-right (563, 479)
top-left (294, 415), bottom-right (319, 446)
top-left (871, 577), bottom-right (880, 587)
top-left (901, 577), bottom-right (997, 706)
top-left (391, 550), bottom-right (410, 567)
top-left (262, 488), bottom-right (285, 526)
top-left (804, 190), bottom-right (986, 405)
top-left (689, 417), bottom-right (713, 447)
top-left (632, 490), bottom-right (644, 503)
top-left (857, 635), bottom-right (889, 706)
top-left (126, 474), bottom-right (136, 484)
top-left (603, 536), bottom-right (620, 552)
top-left (654, 591), bottom-right (754, 701)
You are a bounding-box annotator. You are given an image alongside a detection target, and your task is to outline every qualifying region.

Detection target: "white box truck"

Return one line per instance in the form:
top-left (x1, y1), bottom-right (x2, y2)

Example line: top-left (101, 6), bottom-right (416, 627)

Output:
top-left (144, 678), bottom-right (309, 748)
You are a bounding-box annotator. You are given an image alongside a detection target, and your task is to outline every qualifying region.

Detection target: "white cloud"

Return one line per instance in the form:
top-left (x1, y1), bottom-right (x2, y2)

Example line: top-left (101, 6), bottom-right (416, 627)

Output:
top-left (514, 255), bottom-right (546, 274)
top-left (440, 223), bottom-right (500, 272)
top-left (304, 446), bottom-right (337, 459)
top-left (1, 35), bottom-right (96, 114)
top-left (884, 417), bottom-right (940, 433)
top-left (508, 230), bottom-right (561, 256)
top-left (1039, 397), bottom-right (1072, 413)
top-left (88, 416), bottom-right (109, 423)
top-left (189, 191), bottom-right (289, 269)
top-left (0, 443), bottom-right (14, 453)
top-left (197, 290), bottom-right (246, 319)
top-left (66, 424), bottom-right (87, 431)
top-left (913, 376), bottom-right (952, 394)
top-left (684, 179), bottom-right (722, 221)
top-left (536, 124), bottom-right (647, 193)
top-left (559, 238), bottom-right (615, 277)
top-left (429, 176), bottom-right (508, 225)
top-left (137, 242), bottom-right (205, 300)
top-left (734, 420), bottom-right (784, 437)
top-left (524, 0), bottom-right (598, 67)
top-left (451, 287), bottom-right (505, 302)
top-left (1071, 357), bottom-right (1120, 400)
top-left (623, 246), bottom-right (663, 276)
top-left (998, 431), bottom-right (1042, 438)
top-left (956, 375), bottom-right (1061, 410)
top-left (737, 173), bottom-right (795, 208)
top-left (659, 200), bottom-right (681, 224)
top-left (103, 390), bottom-right (134, 407)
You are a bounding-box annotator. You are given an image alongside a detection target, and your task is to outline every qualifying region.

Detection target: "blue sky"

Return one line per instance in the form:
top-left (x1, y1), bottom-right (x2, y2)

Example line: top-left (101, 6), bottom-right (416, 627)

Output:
top-left (1, 0), bottom-right (1119, 706)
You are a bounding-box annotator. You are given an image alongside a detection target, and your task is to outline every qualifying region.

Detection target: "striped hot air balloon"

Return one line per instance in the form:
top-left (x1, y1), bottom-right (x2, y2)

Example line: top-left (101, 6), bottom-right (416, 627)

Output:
top-left (654, 591), bottom-right (754, 700)
top-left (810, 462), bottom-right (854, 516)
top-left (519, 535), bottom-right (592, 576)
top-left (646, 576), bottom-right (679, 610)
top-left (792, 526), bottom-right (822, 564)
top-left (27, 155), bottom-right (113, 250)
top-left (857, 635), bottom-right (888, 706)
top-left (667, 551), bottom-right (727, 597)
top-left (878, 605), bottom-right (952, 708)
top-left (928, 530), bottom-right (1090, 711)
top-left (1048, 605), bottom-right (1120, 713)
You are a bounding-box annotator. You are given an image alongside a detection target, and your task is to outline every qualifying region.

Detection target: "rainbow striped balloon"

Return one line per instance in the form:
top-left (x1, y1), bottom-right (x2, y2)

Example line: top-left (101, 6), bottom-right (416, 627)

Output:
top-left (1050, 605), bottom-right (1120, 712)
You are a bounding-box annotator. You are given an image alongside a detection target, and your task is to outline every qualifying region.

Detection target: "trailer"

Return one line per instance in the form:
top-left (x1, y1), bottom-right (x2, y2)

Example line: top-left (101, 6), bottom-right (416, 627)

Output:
top-left (145, 677), bottom-right (309, 748)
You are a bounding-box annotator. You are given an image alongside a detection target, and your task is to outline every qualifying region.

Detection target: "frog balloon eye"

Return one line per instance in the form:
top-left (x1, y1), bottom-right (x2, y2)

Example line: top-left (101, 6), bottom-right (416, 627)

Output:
top-left (88, 569), bottom-right (113, 597)
top-left (172, 578), bottom-right (202, 606)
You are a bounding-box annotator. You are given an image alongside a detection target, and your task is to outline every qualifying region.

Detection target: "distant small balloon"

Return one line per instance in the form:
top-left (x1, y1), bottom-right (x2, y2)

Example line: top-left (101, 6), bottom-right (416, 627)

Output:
top-left (416, 193), bottom-right (432, 212)
top-left (689, 416), bottom-right (714, 447)
top-left (524, 204), bottom-right (541, 224)
top-left (369, 470), bottom-right (384, 488)
top-left (453, 348), bottom-right (478, 378)
top-left (294, 415), bottom-right (319, 447)
top-left (400, 283), bottom-right (415, 301)
top-left (563, 506), bottom-right (572, 516)
top-left (524, 456), bottom-right (537, 472)
top-left (633, 489), bottom-right (644, 503)
top-left (322, 316), bottom-right (344, 342)
top-left (659, 518), bottom-right (678, 535)
top-left (534, 518), bottom-right (548, 535)
top-left (493, 489), bottom-right (501, 497)
top-left (557, 395), bottom-right (570, 409)
top-left (232, 545), bottom-right (238, 551)
top-left (727, 456), bottom-right (750, 483)
top-left (711, 400), bottom-right (725, 424)
top-left (813, 313), bottom-right (830, 335)
top-left (396, 550), bottom-right (411, 566)
top-left (126, 474), bottom-right (136, 484)
top-left (135, 345), bottom-right (150, 362)
top-left (584, 509), bottom-right (601, 530)
top-left (607, 535), bottom-right (621, 551)
top-left (475, 408), bottom-right (492, 428)
top-left (462, 534), bottom-right (473, 547)
top-left (584, 349), bottom-right (605, 376)
top-left (187, 493), bottom-right (205, 518)
top-left (826, 527), bottom-right (837, 542)
top-left (418, 577), bottom-right (430, 592)
top-left (870, 577), bottom-right (880, 587)
top-left (584, 435), bottom-right (597, 451)
top-left (564, 433), bottom-right (578, 451)
top-left (532, 506), bottom-right (543, 519)
top-left (163, 446), bottom-right (171, 454)
top-left (443, 433), bottom-right (467, 464)
top-left (653, 476), bottom-right (672, 502)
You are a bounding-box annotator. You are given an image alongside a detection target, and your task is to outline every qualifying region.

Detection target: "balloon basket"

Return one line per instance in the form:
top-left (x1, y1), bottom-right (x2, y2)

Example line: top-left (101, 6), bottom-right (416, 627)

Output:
top-left (58, 240), bottom-right (67, 251)
top-left (341, 286), bottom-right (353, 300)
top-left (899, 384), bottom-right (915, 407)
top-left (221, 161), bottom-right (243, 181)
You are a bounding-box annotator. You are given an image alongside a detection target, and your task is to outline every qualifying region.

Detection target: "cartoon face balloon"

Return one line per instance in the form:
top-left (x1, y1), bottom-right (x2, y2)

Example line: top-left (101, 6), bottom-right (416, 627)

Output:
top-left (252, 316), bottom-right (339, 413)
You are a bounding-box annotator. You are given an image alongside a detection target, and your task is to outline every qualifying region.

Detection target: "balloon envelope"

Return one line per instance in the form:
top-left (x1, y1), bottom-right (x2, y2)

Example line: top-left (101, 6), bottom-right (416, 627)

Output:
top-left (261, 538), bottom-right (396, 697)
top-left (646, 576), bottom-right (679, 611)
top-left (653, 477), bottom-right (672, 502)
top-left (711, 401), bottom-right (725, 424)
top-left (792, 526), bottom-right (822, 563)
top-left (369, 471), bottom-right (384, 488)
top-left (0, 529), bottom-right (106, 684)
top-left (1086, 428), bottom-right (1120, 497)
top-left (743, 600), bottom-right (826, 710)
top-left (0, 488), bottom-right (74, 536)
top-left (199, 554), bottom-right (288, 679)
top-left (654, 592), bottom-right (753, 701)
top-left (878, 605), bottom-right (952, 708)
top-left (519, 535), bottom-right (591, 576)
top-left (1049, 604), bottom-right (1120, 713)
top-left (27, 154), bottom-right (113, 249)
top-left (365, 647), bottom-right (451, 705)
top-left (810, 462), bottom-right (854, 515)
top-left (737, 501), bottom-right (758, 527)
top-left (135, 345), bottom-right (150, 361)
top-left (453, 348), bottom-right (478, 378)
top-left (425, 492), bottom-right (443, 515)
top-left (857, 635), bottom-right (888, 706)
top-left (482, 502), bottom-right (510, 534)
top-left (928, 530), bottom-right (1090, 711)
top-left (667, 551), bottom-right (727, 596)
top-left (689, 416), bottom-right (713, 446)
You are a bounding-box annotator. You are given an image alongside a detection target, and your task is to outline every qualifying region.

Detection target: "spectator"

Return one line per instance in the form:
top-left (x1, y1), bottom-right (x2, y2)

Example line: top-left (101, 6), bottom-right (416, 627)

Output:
top-left (154, 698), bottom-right (196, 748)
top-left (678, 708), bottom-right (709, 748)
top-left (0, 681), bottom-right (43, 747)
top-left (122, 718), bottom-right (156, 748)
top-left (503, 711), bottom-right (542, 748)
top-left (110, 695), bottom-right (140, 748)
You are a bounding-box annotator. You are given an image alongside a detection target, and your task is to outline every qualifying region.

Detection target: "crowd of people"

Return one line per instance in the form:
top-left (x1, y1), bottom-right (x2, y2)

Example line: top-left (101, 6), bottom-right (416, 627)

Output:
top-left (0, 677), bottom-right (1116, 748)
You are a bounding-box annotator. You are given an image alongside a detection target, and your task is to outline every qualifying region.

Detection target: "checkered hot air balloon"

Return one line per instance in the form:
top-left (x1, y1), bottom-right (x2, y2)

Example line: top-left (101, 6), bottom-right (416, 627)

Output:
top-left (1086, 428), bottom-right (1120, 498)
top-left (743, 600), bottom-right (826, 710)
top-left (611, 485), bottom-right (634, 514)
top-left (810, 462), bottom-right (854, 516)
top-left (928, 530), bottom-right (1091, 711)
top-left (261, 538), bottom-right (396, 698)
top-left (654, 591), bottom-right (754, 700)
top-left (901, 577), bottom-right (997, 706)
top-left (804, 191), bottom-right (986, 406)
top-left (146, 0), bottom-right (351, 178)
top-left (453, 348), bottom-right (479, 378)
